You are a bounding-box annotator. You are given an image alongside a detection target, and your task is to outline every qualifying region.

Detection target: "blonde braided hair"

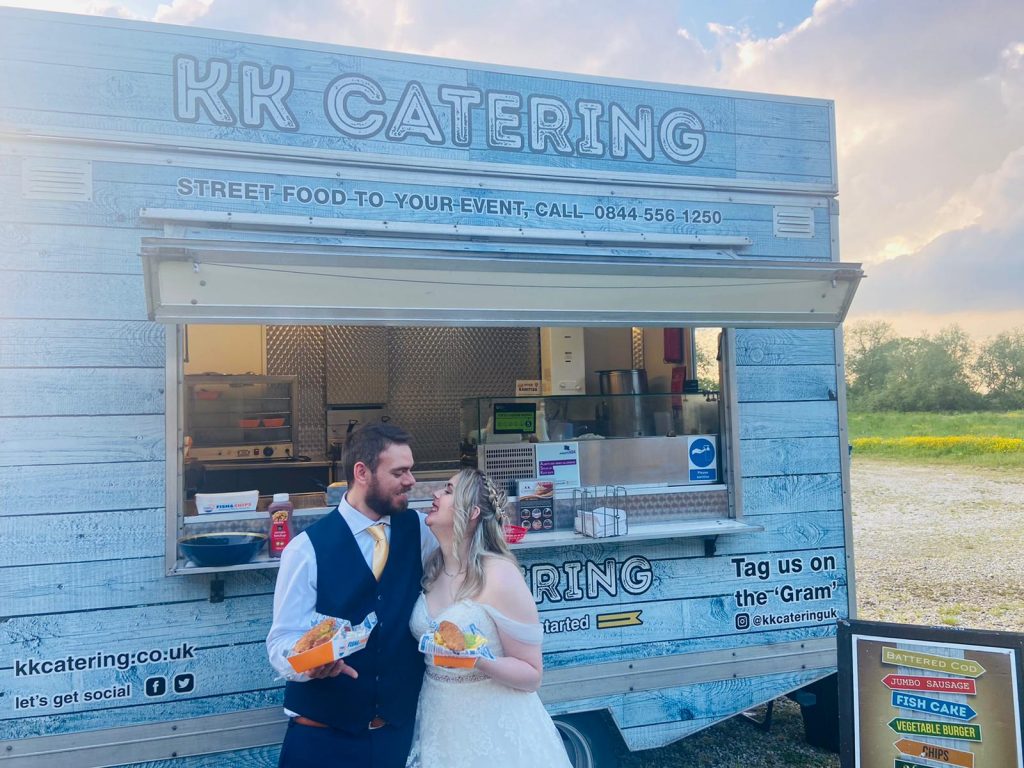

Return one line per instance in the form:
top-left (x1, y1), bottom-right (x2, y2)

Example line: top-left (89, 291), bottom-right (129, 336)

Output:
top-left (422, 469), bottom-right (516, 599)
top-left (481, 473), bottom-right (510, 527)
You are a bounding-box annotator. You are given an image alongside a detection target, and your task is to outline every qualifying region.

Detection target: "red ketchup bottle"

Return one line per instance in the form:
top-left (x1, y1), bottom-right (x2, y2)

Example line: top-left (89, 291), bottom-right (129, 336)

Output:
top-left (267, 493), bottom-right (294, 558)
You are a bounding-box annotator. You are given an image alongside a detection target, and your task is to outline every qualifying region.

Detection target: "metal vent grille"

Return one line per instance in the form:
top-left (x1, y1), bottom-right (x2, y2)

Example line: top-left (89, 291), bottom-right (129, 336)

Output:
top-left (773, 206), bottom-right (814, 238)
top-left (480, 444), bottom-right (537, 495)
top-left (22, 158), bottom-right (93, 201)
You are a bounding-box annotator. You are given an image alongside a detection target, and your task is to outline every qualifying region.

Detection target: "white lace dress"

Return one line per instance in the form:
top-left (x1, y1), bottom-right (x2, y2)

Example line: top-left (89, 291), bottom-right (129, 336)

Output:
top-left (406, 595), bottom-right (571, 768)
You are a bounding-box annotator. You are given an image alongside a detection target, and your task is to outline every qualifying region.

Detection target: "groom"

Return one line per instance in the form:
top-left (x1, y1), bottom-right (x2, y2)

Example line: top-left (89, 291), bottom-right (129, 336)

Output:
top-left (267, 424), bottom-right (437, 768)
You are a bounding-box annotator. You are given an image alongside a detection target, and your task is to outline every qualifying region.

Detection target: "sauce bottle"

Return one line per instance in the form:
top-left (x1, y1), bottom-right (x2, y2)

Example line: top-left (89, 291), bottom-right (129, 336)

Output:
top-left (267, 493), bottom-right (294, 558)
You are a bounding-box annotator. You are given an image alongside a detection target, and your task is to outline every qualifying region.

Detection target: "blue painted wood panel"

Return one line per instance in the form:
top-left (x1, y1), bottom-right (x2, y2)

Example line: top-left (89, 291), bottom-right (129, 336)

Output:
top-left (0, 9), bottom-right (852, 761)
top-left (2, 509), bottom-right (165, 567)
top-left (0, 9), bottom-right (835, 187)
top-left (522, 543), bottom-right (845, 608)
top-left (0, 161), bottom-right (835, 260)
top-left (720, 509), bottom-right (845, 553)
top-left (738, 401), bottom-right (839, 440)
top-left (3, 690), bottom-right (283, 740)
top-left (736, 364), bottom-right (838, 402)
top-left (735, 328), bottom-right (836, 366)
top-left (0, 415), bottom-right (163, 466)
top-left (0, 223), bottom-right (145, 274)
top-left (531, 583), bottom-right (847, 657)
top-left (0, 320), bottom-right (165, 368)
top-left (119, 746), bottom-right (281, 768)
top-left (742, 473), bottom-right (843, 515)
top-left (0, 461), bottom-right (165, 514)
top-left (0, 368), bottom-right (164, 417)
top-left (614, 669), bottom-right (827, 730)
top-left (740, 436), bottom-right (842, 477)
top-left (0, 560), bottom-right (273, 614)
top-left (0, 272), bottom-right (149, 322)
top-left (614, 668), bottom-right (832, 750)
top-left (544, 624), bottom-right (839, 672)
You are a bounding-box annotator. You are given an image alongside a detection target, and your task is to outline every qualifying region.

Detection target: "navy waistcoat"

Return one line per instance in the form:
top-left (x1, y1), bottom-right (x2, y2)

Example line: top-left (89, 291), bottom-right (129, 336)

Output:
top-left (283, 509), bottom-right (424, 732)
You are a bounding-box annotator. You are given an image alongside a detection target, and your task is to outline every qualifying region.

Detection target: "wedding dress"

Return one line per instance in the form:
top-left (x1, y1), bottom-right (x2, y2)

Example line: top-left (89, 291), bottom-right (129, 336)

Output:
top-left (406, 595), bottom-right (572, 768)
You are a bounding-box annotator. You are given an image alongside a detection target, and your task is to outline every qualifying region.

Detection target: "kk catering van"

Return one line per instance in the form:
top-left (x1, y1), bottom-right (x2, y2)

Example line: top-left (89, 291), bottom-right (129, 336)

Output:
top-left (0, 8), bottom-right (861, 767)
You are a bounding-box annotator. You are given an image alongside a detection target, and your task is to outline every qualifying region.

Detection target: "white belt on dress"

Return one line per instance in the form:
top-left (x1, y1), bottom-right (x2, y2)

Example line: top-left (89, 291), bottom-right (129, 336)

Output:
top-left (425, 668), bottom-right (488, 684)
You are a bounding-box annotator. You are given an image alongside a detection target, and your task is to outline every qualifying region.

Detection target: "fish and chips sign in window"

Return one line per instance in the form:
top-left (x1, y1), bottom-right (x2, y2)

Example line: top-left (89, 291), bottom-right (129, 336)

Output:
top-left (839, 620), bottom-right (1024, 768)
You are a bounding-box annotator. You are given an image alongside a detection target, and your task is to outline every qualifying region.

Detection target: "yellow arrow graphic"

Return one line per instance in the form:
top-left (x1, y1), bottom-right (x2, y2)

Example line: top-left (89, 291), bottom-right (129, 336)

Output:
top-left (596, 610), bottom-right (643, 629)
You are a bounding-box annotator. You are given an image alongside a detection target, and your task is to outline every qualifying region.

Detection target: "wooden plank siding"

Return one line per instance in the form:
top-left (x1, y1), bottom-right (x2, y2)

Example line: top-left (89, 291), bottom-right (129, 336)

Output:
top-left (0, 8), bottom-right (849, 762)
top-left (120, 747), bottom-right (282, 768)
top-left (0, 164), bottom-right (835, 262)
top-left (0, 321), bottom-right (165, 368)
top-left (5, 690), bottom-right (285, 741)
top-left (0, 224), bottom-right (146, 274)
top-left (0, 461), bottom-right (165, 514)
top-left (0, 11), bottom-right (835, 187)
top-left (733, 324), bottom-right (848, 663)
top-left (0, 369), bottom-right (165, 417)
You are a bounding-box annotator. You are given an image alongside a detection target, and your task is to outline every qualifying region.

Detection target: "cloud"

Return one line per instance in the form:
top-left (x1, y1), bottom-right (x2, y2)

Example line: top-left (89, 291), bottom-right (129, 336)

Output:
top-left (690, 0), bottom-right (1024, 330)
top-left (153, 0), bottom-right (212, 25)
top-left (853, 145), bottom-right (1024, 316)
top-left (701, 0), bottom-right (1024, 265)
top-left (855, 222), bottom-right (1024, 314)
top-left (5, 0), bottom-right (1022, 332)
top-left (186, 0), bottom-right (712, 83)
top-left (2, 0), bottom-right (144, 16)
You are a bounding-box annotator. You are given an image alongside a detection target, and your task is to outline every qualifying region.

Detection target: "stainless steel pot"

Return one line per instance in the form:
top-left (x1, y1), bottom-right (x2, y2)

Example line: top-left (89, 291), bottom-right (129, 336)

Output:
top-left (596, 369), bottom-right (654, 437)
top-left (597, 369), bottom-right (648, 395)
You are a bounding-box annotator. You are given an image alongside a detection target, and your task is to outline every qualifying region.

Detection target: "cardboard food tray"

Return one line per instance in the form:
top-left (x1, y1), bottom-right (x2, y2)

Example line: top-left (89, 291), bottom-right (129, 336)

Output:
top-left (418, 622), bottom-right (495, 668)
top-left (287, 612), bottom-right (377, 674)
top-left (194, 490), bottom-right (259, 515)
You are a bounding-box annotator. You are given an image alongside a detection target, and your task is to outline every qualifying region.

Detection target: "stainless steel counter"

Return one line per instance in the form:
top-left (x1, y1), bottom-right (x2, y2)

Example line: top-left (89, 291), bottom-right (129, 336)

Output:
top-left (199, 459), bottom-right (332, 471)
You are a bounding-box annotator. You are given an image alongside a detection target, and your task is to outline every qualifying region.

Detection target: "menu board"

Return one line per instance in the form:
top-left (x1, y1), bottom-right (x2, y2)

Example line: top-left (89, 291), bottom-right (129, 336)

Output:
top-left (839, 619), bottom-right (1024, 768)
top-left (516, 478), bottom-right (555, 533)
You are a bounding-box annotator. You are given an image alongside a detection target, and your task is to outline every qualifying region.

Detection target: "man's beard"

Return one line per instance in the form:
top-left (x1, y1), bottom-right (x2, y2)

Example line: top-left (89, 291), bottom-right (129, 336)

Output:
top-left (365, 475), bottom-right (408, 517)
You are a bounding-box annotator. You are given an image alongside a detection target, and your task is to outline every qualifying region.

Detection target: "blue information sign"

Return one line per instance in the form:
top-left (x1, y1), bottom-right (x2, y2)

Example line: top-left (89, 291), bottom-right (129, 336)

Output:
top-left (687, 436), bottom-right (717, 483)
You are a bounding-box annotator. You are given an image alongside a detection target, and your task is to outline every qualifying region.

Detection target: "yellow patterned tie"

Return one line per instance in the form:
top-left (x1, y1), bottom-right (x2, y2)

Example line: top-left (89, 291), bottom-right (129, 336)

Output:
top-left (367, 523), bottom-right (389, 580)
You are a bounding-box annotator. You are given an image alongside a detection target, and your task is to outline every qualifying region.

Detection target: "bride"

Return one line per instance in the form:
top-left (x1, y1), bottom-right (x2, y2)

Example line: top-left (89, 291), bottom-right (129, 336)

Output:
top-left (406, 468), bottom-right (572, 768)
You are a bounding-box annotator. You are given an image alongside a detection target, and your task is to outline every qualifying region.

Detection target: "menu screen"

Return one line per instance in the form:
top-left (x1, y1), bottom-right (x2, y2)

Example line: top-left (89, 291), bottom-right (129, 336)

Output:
top-left (493, 402), bottom-right (537, 434)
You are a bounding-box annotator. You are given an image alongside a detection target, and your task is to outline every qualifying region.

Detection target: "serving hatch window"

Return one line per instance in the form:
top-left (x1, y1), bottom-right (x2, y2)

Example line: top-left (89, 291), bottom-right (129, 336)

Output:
top-left (140, 195), bottom-right (861, 575)
top-left (166, 322), bottom-right (735, 573)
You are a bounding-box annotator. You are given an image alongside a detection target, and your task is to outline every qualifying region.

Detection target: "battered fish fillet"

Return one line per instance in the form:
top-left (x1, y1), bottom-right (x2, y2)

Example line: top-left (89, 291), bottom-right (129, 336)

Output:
top-left (435, 620), bottom-right (466, 651)
top-left (293, 618), bottom-right (337, 654)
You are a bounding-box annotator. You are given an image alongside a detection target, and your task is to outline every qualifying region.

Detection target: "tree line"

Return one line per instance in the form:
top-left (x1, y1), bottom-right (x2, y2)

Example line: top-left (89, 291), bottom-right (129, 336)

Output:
top-left (845, 323), bottom-right (1024, 412)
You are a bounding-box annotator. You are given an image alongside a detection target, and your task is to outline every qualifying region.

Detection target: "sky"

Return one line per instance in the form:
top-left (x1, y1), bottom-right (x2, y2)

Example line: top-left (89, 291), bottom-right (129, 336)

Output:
top-left (4, 0), bottom-right (1023, 339)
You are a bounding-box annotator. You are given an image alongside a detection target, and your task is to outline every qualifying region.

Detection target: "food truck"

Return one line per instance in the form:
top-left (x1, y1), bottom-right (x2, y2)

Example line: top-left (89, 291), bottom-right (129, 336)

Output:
top-left (0, 8), bottom-right (862, 767)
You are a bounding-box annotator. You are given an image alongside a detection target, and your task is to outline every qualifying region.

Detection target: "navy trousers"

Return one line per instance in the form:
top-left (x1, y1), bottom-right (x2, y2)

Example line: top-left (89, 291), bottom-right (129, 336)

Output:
top-left (278, 718), bottom-right (415, 768)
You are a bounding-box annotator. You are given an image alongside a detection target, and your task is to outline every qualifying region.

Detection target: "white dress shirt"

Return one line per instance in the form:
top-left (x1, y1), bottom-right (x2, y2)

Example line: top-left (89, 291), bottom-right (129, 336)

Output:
top-left (266, 494), bottom-right (438, 685)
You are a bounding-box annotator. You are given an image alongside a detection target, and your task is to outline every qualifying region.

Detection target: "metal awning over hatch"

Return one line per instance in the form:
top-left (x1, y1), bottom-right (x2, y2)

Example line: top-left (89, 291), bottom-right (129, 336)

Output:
top-left (140, 237), bottom-right (862, 328)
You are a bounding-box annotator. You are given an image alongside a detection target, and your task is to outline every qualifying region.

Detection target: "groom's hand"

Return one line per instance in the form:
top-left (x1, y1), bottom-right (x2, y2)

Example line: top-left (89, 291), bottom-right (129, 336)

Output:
top-left (307, 659), bottom-right (358, 680)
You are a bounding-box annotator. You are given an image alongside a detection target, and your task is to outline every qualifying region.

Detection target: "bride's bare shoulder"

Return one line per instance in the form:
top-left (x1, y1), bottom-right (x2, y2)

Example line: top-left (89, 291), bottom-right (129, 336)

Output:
top-left (481, 554), bottom-right (522, 581)
top-left (479, 556), bottom-right (536, 623)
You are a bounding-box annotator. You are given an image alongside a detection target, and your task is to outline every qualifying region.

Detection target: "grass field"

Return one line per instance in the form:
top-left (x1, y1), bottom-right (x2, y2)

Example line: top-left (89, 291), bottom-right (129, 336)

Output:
top-left (848, 411), bottom-right (1024, 467)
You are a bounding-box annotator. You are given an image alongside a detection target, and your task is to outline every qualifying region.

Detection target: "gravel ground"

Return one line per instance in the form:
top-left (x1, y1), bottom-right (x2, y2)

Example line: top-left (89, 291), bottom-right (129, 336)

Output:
top-left (852, 459), bottom-right (1024, 631)
top-left (617, 458), bottom-right (1024, 767)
